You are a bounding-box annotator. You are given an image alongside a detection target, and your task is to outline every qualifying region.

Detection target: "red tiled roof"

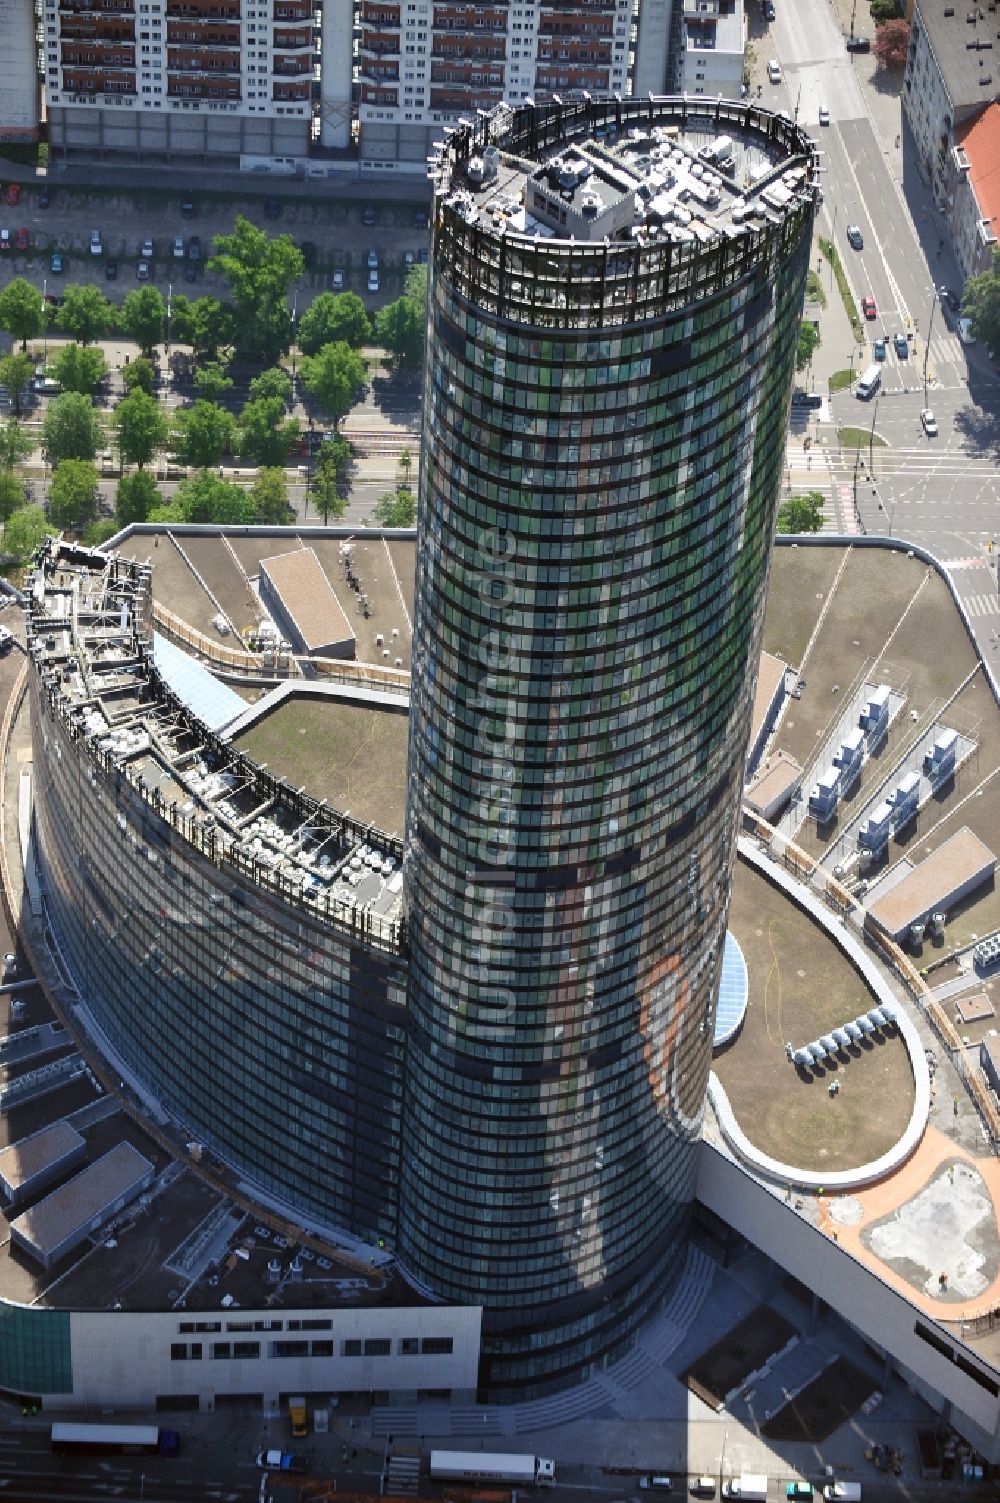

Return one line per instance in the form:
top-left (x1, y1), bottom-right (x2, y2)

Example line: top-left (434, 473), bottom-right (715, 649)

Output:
top-left (956, 103), bottom-right (1000, 241)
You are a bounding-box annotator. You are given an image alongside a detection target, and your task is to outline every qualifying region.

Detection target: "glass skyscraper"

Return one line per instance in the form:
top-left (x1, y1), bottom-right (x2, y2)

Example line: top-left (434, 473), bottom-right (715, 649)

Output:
top-left (401, 96), bottom-right (820, 1394)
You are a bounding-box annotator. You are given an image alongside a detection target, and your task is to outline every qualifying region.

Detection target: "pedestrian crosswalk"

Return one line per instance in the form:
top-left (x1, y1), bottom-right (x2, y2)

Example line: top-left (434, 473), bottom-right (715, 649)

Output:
top-left (962, 592), bottom-right (1000, 618)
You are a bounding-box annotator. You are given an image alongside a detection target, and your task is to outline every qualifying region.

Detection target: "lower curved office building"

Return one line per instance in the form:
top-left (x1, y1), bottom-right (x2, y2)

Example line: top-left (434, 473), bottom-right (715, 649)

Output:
top-left (401, 97), bottom-right (820, 1392)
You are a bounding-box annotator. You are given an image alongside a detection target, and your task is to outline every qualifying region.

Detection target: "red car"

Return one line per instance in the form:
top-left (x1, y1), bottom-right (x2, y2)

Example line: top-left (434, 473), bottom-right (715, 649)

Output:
top-left (4, 183), bottom-right (20, 206)
top-left (861, 294), bottom-right (877, 319)
top-left (14, 227), bottom-right (29, 251)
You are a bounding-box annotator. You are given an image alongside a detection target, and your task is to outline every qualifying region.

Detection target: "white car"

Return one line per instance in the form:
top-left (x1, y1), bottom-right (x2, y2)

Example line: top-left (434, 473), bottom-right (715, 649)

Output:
top-left (172, 235), bottom-right (185, 259)
top-left (330, 268), bottom-right (345, 290)
top-left (818, 105), bottom-right (830, 125)
top-left (368, 272), bottom-right (380, 294)
top-left (140, 237), bottom-right (154, 258)
top-left (367, 247), bottom-right (379, 268)
top-left (90, 229), bottom-right (102, 256)
top-left (768, 59), bottom-right (782, 83)
top-left (920, 409), bottom-right (938, 436)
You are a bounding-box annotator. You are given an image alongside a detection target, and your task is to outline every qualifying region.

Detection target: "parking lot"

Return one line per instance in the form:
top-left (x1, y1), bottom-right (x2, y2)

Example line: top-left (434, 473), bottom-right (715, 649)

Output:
top-left (0, 181), bottom-right (430, 309)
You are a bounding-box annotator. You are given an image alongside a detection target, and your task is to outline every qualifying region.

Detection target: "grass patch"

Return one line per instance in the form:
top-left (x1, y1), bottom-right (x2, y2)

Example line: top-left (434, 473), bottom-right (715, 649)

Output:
top-left (828, 368), bottom-right (855, 392)
top-left (819, 236), bottom-right (864, 343)
top-left (806, 269), bottom-right (827, 308)
top-left (838, 426), bottom-right (888, 449)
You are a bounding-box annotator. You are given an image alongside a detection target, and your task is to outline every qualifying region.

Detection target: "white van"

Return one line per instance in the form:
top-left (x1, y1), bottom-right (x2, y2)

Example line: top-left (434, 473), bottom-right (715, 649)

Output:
top-left (823, 1484), bottom-right (862, 1502)
top-left (958, 316), bottom-right (976, 345)
top-left (855, 364), bottom-right (881, 400)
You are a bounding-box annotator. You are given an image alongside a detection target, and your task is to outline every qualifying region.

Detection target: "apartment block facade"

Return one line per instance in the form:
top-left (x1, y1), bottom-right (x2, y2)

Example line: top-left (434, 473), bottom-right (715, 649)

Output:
top-left (41, 0), bottom-right (353, 164)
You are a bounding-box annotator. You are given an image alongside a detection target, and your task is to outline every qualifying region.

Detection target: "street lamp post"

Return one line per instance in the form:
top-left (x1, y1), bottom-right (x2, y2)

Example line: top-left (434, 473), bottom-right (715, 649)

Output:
top-left (165, 281), bottom-right (173, 361)
top-left (291, 287), bottom-right (299, 378)
top-left (42, 277), bottom-right (48, 367)
top-left (868, 393), bottom-right (879, 474)
top-left (923, 286), bottom-right (937, 408)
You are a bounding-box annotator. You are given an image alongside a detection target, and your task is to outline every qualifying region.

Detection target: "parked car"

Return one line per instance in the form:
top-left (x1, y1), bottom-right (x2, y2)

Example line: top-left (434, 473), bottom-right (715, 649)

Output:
top-left (299, 239), bottom-right (317, 269)
top-left (136, 260), bottom-right (149, 281)
top-left (330, 268), bottom-right (345, 290)
top-left (920, 408), bottom-right (938, 436)
top-left (768, 59), bottom-right (782, 83)
top-left (106, 260), bottom-right (119, 281)
top-left (791, 390), bottom-right (823, 408)
top-left (90, 229), bottom-right (102, 256)
top-left (0, 229), bottom-right (10, 252)
top-left (846, 223), bottom-right (863, 250)
top-left (763, 0), bottom-right (775, 17)
top-left (786, 1487), bottom-right (814, 1501)
top-left (958, 315), bottom-right (976, 344)
top-left (413, 208), bottom-right (429, 229)
top-left (140, 237), bottom-right (154, 259)
top-left (187, 235), bottom-right (201, 262)
top-left (893, 330), bottom-right (908, 357)
top-left (50, 252), bottom-right (63, 274)
top-left (38, 185), bottom-right (50, 208)
top-left (172, 235), bottom-right (185, 258)
top-left (939, 285), bottom-right (960, 312)
top-left (5, 182), bottom-right (20, 206)
top-left (638, 1478), bottom-right (672, 1492)
top-left (32, 373), bottom-right (60, 394)
top-left (180, 199), bottom-right (195, 218)
top-left (818, 105), bottom-right (830, 125)
top-left (861, 294), bottom-right (877, 319)
top-left (405, 249), bottom-right (415, 264)
top-left (362, 203), bottom-right (377, 225)
top-left (846, 33), bottom-right (870, 50)
top-left (256, 1451), bottom-right (308, 1474)
top-left (367, 247), bottom-right (379, 268)
top-left (14, 227), bottom-right (29, 250)
top-left (184, 263), bottom-right (198, 283)
top-left (367, 272), bottom-right (380, 294)
top-left (690, 1483), bottom-right (717, 1501)
top-left (873, 336), bottom-right (886, 360)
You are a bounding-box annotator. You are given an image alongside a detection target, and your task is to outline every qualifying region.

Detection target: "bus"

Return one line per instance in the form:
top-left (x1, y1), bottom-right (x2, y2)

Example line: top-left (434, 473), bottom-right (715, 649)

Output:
top-left (50, 1422), bottom-right (178, 1456)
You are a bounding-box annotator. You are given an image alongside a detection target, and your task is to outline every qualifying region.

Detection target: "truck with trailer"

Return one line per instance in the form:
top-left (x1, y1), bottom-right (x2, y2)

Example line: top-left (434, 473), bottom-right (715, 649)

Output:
top-left (430, 1451), bottom-right (556, 1487)
top-left (722, 1477), bottom-right (768, 1501)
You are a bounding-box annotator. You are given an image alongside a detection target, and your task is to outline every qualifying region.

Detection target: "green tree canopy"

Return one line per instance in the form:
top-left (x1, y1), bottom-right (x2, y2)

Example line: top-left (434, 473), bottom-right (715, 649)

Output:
top-left (115, 468), bottom-right (162, 527)
top-left (776, 491), bottom-right (824, 534)
top-left (299, 341), bottom-right (367, 422)
top-left (147, 503), bottom-right (185, 525)
top-left (963, 245), bottom-right (1000, 351)
top-left (114, 389), bottom-right (168, 469)
top-left (56, 284), bottom-right (115, 345)
top-left (121, 356), bottom-right (156, 396)
top-left (173, 470), bottom-right (256, 525)
top-left (0, 351), bottom-right (35, 417)
top-left (118, 287), bottom-right (166, 356)
top-left (248, 365), bottom-right (293, 405)
top-left (3, 505), bottom-right (49, 560)
top-left (50, 343), bottom-right (109, 397)
top-left (82, 519), bottom-right (120, 548)
top-left (171, 400), bottom-right (235, 469)
top-left (309, 463), bottom-right (346, 525)
top-left (169, 296), bottom-right (236, 362)
top-left (0, 418), bottom-right (32, 471)
top-left (42, 391), bottom-right (104, 465)
top-left (372, 488), bottom-right (417, 528)
top-left (796, 320), bottom-right (821, 371)
top-left (374, 296), bottom-right (424, 366)
top-left (49, 459), bottom-right (100, 530)
top-left (0, 469), bottom-right (27, 523)
top-left (251, 467), bottom-right (291, 524)
top-left (193, 361), bottom-right (234, 403)
top-left (297, 293), bottom-right (371, 356)
top-left (238, 396), bottom-right (299, 467)
top-left (209, 217), bottom-right (302, 362)
top-left (0, 277), bottom-right (45, 350)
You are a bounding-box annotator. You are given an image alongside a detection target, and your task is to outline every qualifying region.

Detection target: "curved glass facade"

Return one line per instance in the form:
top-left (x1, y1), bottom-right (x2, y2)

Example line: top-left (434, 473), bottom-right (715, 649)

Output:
top-left (400, 97), bottom-right (819, 1393)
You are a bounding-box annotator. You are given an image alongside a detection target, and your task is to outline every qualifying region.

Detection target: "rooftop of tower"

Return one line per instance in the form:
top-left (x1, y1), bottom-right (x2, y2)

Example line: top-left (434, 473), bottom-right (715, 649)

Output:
top-left (431, 95), bottom-right (821, 251)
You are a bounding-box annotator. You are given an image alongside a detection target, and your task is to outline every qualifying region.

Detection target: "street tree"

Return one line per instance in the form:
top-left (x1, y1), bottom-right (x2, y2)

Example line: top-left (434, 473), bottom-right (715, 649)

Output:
top-left (297, 293), bottom-right (370, 356)
top-left (209, 217), bottom-right (302, 362)
top-left (0, 277), bottom-right (45, 350)
top-left (870, 0), bottom-right (899, 18)
top-left (316, 434), bottom-right (352, 489)
top-left (299, 341), bottom-right (366, 423)
top-left (82, 520), bottom-right (120, 548)
top-left (193, 362), bottom-right (234, 402)
top-left (119, 287), bottom-right (166, 356)
top-left (372, 488), bottom-right (417, 527)
top-left (114, 389), bottom-right (168, 470)
top-left (0, 351), bottom-right (35, 416)
top-left (115, 469), bottom-right (162, 526)
top-left (251, 467), bottom-right (291, 524)
top-left (56, 284), bottom-right (115, 345)
top-left (796, 320), bottom-right (821, 371)
top-left (50, 342), bottom-right (109, 396)
top-left (0, 418), bottom-right (32, 471)
top-left (310, 463), bottom-right (346, 525)
top-left (0, 470), bottom-right (27, 522)
top-left (42, 392), bottom-right (104, 464)
top-left (238, 395), bottom-right (299, 467)
top-left (374, 295), bottom-right (424, 366)
top-left (168, 295), bottom-right (236, 362)
top-left (122, 357), bottom-right (156, 396)
top-left (49, 459), bottom-right (100, 530)
top-left (174, 470), bottom-right (256, 524)
top-left (3, 505), bottom-right (49, 561)
top-left (963, 246), bottom-right (1000, 351)
top-left (873, 18), bottom-right (909, 68)
top-left (249, 366), bottom-right (293, 405)
top-left (147, 503), bottom-right (185, 525)
top-left (776, 491), bottom-right (824, 533)
top-left (171, 400), bottom-right (235, 470)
